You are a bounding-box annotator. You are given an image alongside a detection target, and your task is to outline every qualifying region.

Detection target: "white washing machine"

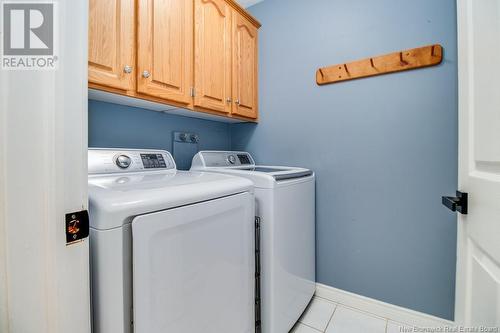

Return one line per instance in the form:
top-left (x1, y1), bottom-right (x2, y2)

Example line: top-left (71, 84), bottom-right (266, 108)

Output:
top-left (88, 148), bottom-right (255, 333)
top-left (191, 151), bottom-right (316, 333)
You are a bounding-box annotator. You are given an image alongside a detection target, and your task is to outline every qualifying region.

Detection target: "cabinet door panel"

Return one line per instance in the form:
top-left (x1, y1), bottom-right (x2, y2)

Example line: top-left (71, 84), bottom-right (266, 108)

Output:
top-left (194, 0), bottom-right (232, 114)
top-left (232, 13), bottom-right (258, 119)
top-left (89, 0), bottom-right (135, 91)
top-left (137, 0), bottom-right (193, 105)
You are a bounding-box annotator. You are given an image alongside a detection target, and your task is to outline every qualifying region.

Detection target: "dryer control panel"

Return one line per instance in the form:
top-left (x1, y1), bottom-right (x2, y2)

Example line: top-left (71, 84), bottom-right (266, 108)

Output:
top-left (88, 149), bottom-right (176, 174)
top-left (192, 151), bottom-right (256, 168)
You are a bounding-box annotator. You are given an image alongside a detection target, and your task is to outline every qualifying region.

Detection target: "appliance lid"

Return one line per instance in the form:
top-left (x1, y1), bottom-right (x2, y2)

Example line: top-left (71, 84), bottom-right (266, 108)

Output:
top-left (89, 170), bottom-right (253, 230)
top-left (247, 167), bottom-right (289, 173)
top-left (241, 167), bottom-right (313, 181)
top-left (191, 151), bottom-right (314, 185)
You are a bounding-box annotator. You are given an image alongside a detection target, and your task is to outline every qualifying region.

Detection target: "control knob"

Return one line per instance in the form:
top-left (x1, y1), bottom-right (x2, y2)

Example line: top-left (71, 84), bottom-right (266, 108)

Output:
top-left (116, 155), bottom-right (132, 169)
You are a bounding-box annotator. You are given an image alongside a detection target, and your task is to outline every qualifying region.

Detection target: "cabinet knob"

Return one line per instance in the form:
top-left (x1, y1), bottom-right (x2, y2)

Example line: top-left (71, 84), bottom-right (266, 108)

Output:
top-left (226, 97), bottom-right (232, 103)
top-left (142, 70), bottom-right (151, 78)
top-left (123, 65), bottom-right (133, 74)
top-left (235, 99), bottom-right (240, 105)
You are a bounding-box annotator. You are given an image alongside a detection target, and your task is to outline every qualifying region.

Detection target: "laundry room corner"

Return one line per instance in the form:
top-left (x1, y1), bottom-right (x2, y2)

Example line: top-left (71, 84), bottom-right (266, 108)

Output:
top-left (231, 0), bottom-right (458, 321)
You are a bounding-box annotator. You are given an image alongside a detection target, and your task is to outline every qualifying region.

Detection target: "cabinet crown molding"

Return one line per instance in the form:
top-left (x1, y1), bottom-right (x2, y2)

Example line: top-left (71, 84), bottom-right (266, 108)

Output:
top-left (226, 0), bottom-right (261, 28)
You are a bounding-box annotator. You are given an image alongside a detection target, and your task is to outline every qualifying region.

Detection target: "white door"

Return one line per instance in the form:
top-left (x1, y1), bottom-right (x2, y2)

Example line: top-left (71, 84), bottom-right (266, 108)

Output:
top-left (0, 1), bottom-right (91, 332)
top-left (455, 0), bottom-right (500, 327)
top-left (132, 192), bottom-right (255, 333)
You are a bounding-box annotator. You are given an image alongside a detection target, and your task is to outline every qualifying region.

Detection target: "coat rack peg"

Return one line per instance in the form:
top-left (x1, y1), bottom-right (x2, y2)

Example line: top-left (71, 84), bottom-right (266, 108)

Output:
top-left (316, 44), bottom-right (443, 86)
top-left (399, 52), bottom-right (408, 65)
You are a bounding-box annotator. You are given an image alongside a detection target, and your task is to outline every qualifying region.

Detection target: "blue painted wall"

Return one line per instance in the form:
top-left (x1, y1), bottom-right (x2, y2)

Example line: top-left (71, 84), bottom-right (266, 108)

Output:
top-left (88, 100), bottom-right (231, 169)
top-left (232, 0), bottom-right (458, 320)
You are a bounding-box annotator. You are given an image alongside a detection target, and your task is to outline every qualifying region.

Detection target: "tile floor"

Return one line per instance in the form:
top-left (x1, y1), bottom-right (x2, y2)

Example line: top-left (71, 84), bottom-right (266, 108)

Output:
top-left (291, 296), bottom-right (415, 333)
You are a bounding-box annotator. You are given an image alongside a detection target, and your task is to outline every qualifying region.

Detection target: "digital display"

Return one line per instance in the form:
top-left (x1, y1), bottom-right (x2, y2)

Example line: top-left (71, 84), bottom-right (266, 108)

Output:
top-left (238, 154), bottom-right (251, 165)
top-left (141, 154), bottom-right (167, 169)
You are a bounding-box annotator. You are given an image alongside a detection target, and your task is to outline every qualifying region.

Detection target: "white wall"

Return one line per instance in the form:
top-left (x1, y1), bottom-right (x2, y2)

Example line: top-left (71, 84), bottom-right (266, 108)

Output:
top-left (0, 1), bottom-right (91, 332)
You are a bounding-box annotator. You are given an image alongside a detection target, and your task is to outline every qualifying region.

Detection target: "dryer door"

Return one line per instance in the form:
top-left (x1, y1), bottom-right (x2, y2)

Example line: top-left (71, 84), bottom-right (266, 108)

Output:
top-left (132, 192), bottom-right (255, 333)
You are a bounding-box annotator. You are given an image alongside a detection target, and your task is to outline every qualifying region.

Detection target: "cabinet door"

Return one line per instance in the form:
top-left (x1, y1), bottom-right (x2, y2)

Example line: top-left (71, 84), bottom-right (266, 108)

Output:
top-left (88, 0), bottom-right (135, 91)
top-left (137, 0), bottom-right (193, 105)
top-left (194, 0), bottom-right (232, 114)
top-left (232, 13), bottom-right (258, 119)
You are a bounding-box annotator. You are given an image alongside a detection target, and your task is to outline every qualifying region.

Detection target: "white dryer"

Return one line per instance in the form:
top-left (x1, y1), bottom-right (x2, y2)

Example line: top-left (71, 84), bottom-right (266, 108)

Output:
top-left (191, 151), bottom-right (316, 333)
top-left (88, 148), bottom-right (255, 333)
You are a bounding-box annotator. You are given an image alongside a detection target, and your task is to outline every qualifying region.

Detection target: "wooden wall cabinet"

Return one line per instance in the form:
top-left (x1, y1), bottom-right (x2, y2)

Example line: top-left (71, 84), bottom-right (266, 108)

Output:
top-left (137, 0), bottom-right (193, 106)
top-left (88, 0), bottom-right (260, 122)
top-left (194, 0), bottom-right (232, 115)
top-left (232, 13), bottom-right (259, 119)
top-left (88, 0), bottom-right (135, 91)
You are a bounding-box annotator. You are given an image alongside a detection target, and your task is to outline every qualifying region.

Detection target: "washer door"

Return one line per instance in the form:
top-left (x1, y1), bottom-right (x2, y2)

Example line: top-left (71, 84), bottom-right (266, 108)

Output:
top-left (132, 192), bottom-right (254, 333)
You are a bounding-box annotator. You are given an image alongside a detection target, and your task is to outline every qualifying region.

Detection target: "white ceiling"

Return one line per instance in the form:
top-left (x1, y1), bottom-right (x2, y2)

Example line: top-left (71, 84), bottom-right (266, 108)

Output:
top-left (237, 0), bottom-right (264, 8)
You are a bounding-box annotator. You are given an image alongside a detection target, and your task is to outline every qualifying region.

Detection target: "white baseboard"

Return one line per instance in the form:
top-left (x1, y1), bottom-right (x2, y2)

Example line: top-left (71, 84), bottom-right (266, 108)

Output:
top-left (315, 283), bottom-right (455, 328)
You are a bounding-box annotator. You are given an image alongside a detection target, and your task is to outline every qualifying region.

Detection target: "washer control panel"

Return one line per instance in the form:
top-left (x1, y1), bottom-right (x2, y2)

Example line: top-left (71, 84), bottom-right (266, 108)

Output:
top-left (140, 153), bottom-right (168, 169)
top-left (192, 151), bottom-right (255, 168)
top-left (89, 149), bottom-right (176, 174)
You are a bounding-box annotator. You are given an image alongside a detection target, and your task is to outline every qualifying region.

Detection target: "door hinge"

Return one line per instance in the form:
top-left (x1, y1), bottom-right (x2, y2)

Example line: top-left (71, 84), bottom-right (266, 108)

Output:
top-left (254, 216), bottom-right (261, 333)
top-left (190, 87), bottom-right (196, 97)
top-left (65, 210), bottom-right (89, 245)
top-left (442, 191), bottom-right (468, 215)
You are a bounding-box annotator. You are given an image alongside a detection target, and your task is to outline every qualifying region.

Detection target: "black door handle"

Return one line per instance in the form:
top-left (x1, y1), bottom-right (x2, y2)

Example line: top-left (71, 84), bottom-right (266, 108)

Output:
top-left (442, 191), bottom-right (468, 214)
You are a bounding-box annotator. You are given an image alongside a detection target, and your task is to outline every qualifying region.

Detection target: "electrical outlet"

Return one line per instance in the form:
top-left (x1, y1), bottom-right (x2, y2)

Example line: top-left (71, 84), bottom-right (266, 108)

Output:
top-left (173, 131), bottom-right (200, 144)
top-left (173, 132), bottom-right (200, 170)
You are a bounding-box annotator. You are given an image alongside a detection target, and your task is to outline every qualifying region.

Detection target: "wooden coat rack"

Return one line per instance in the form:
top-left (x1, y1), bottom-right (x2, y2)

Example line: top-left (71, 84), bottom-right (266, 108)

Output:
top-left (316, 44), bottom-right (443, 85)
